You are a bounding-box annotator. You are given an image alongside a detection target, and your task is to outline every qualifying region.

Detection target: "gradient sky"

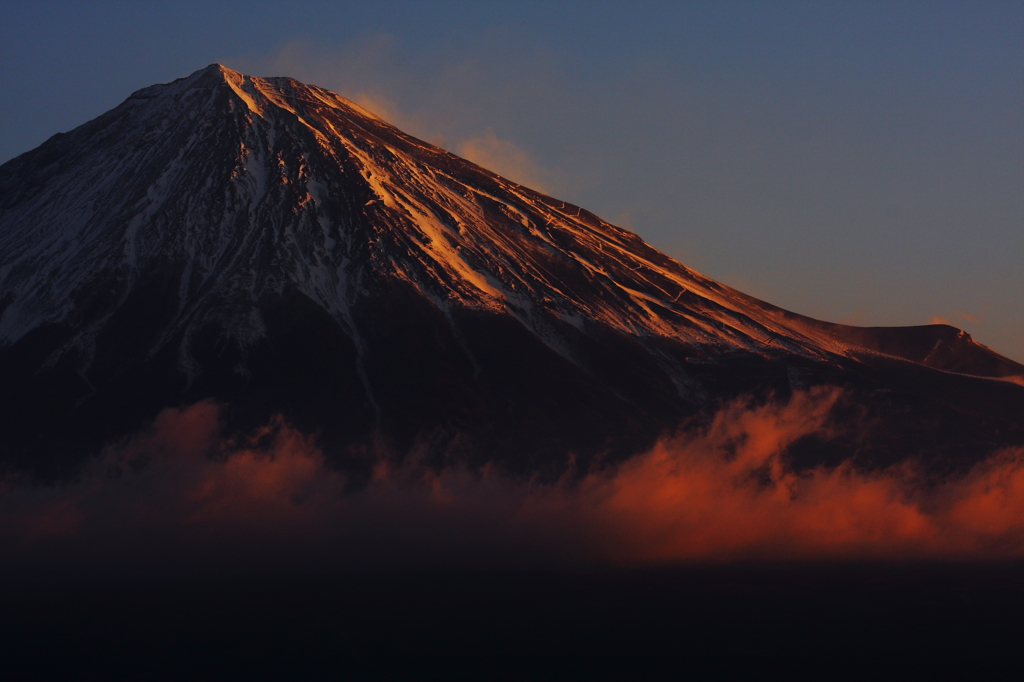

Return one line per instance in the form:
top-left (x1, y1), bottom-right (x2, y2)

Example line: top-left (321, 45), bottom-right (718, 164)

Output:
top-left (2, 1), bottom-right (1021, 361)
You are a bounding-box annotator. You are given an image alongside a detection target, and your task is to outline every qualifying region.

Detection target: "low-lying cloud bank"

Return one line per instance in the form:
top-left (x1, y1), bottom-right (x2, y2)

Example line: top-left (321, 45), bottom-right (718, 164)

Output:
top-left (3, 388), bottom-right (1024, 579)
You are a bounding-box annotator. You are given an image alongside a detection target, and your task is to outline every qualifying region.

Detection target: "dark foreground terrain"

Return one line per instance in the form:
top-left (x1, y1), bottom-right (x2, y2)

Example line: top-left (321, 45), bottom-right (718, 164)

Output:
top-left (3, 564), bottom-right (1023, 680)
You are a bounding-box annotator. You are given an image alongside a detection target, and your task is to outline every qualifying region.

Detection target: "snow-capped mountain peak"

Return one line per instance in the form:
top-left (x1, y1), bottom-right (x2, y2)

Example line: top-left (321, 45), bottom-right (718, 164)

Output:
top-left (2, 65), bottom-right (1021, 476)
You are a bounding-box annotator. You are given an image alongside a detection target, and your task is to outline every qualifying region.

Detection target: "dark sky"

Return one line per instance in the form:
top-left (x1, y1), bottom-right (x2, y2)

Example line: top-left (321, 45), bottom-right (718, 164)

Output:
top-left (2, 0), bottom-right (1021, 361)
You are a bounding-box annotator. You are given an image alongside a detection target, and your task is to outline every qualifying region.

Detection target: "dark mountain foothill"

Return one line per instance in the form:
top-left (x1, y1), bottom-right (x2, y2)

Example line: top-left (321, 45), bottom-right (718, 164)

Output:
top-left (2, 64), bottom-right (1022, 481)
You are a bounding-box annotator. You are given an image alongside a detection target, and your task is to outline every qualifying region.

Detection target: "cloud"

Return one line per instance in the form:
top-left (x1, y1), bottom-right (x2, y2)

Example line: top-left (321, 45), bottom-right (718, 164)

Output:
top-left (929, 312), bottom-right (985, 328)
top-left (456, 130), bottom-right (552, 191)
top-left (569, 389), bottom-right (1024, 563)
top-left (4, 389), bottom-right (1024, 582)
top-left (836, 310), bottom-right (869, 326)
top-left (957, 311), bottom-right (980, 325)
top-left (227, 37), bottom-right (561, 194)
top-left (228, 36), bottom-right (442, 143)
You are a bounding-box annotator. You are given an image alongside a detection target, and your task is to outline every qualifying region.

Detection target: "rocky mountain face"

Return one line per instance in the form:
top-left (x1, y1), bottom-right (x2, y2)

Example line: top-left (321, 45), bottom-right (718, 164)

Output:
top-left (2, 65), bottom-right (1022, 480)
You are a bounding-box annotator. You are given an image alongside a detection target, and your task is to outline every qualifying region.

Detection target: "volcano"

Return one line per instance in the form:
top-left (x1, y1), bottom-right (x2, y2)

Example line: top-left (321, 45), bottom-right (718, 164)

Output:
top-left (1, 64), bottom-right (1022, 479)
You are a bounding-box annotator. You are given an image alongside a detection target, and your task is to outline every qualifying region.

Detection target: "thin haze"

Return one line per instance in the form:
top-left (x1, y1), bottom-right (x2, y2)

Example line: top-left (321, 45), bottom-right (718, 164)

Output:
top-left (1, 1), bottom-right (1021, 361)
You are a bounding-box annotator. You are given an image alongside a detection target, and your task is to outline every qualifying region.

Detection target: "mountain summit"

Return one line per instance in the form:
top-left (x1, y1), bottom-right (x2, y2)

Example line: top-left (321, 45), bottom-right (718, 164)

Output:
top-left (2, 65), bottom-right (1022, 478)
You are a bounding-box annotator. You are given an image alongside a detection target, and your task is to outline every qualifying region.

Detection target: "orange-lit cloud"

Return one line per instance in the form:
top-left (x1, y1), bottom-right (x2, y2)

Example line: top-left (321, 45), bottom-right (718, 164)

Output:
top-left (929, 312), bottom-right (984, 328)
top-left (957, 311), bottom-right (980, 324)
top-left (836, 310), bottom-right (869, 326)
top-left (4, 390), bottom-right (1024, 580)
top-left (230, 37), bottom-right (561, 194)
top-left (550, 388), bottom-right (1024, 563)
top-left (456, 129), bottom-right (552, 191)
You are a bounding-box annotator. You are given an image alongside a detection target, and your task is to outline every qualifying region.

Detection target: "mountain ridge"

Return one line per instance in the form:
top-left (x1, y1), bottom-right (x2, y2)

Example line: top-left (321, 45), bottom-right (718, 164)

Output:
top-left (1, 64), bottom-right (1022, 479)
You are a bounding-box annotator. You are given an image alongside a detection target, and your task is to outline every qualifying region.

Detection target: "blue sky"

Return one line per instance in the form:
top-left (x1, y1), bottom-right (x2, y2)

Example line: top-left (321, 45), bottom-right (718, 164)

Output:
top-left (2, 1), bottom-right (1022, 360)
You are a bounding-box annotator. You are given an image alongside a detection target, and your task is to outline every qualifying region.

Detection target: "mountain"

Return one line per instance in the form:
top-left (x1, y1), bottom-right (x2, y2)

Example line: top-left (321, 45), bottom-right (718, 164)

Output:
top-left (2, 64), bottom-right (1022, 480)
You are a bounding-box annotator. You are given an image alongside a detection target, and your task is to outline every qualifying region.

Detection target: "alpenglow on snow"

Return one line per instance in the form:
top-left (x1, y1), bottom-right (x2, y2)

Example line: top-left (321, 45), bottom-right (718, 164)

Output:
top-left (1, 65), bottom-right (1022, 478)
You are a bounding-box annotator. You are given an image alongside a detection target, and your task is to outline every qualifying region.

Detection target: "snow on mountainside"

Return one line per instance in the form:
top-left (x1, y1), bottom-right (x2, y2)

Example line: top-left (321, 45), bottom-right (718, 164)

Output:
top-left (0, 65), bottom-right (851, 367)
top-left (1, 65), bottom-right (1022, 477)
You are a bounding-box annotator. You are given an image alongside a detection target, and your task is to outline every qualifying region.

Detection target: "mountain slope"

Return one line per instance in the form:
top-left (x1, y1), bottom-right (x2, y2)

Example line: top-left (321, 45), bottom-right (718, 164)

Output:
top-left (1, 65), bottom-right (1022, 478)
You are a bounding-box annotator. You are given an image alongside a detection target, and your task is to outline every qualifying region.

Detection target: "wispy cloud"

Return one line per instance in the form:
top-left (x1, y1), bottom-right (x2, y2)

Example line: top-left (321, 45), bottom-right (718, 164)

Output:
top-left (958, 311), bottom-right (981, 325)
top-left (456, 130), bottom-right (552, 191)
top-left (226, 36), bottom-right (563, 194)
